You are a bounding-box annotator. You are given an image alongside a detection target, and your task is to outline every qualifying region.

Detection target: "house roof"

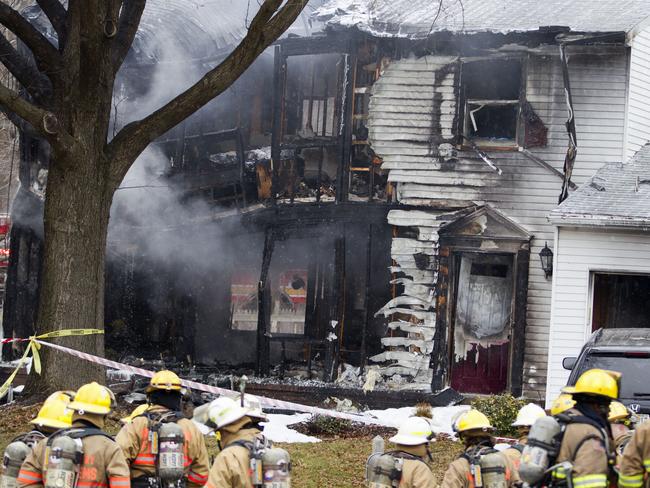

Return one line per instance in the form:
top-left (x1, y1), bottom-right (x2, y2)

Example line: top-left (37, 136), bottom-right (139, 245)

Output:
top-left (549, 144), bottom-right (650, 229)
top-left (314, 0), bottom-right (650, 38)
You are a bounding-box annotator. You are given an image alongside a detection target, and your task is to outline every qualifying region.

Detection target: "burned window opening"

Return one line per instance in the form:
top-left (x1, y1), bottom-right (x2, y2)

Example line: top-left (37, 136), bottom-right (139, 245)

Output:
top-left (461, 59), bottom-right (522, 146)
top-left (349, 42), bottom-right (390, 202)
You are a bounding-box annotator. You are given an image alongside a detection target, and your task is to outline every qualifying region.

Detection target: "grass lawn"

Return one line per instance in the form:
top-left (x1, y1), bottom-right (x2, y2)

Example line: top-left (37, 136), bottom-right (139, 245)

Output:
top-left (0, 402), bottom-right (462, 487)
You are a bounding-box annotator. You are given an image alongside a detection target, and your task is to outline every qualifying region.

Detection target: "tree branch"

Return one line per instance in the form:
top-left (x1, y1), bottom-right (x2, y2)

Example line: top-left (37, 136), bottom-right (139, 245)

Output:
top-left (0, 33), bottom-right (52, 101)
top-left (0, 81), bottom-right (73, 149)
top-left (35, 0), bottom-right (67, 47)
top-left (111, 0), bottom-right (146, 74)
top-left (107, 0), bottom-right (308, 182)
top-left (0, 3), bottom-right (61, 74)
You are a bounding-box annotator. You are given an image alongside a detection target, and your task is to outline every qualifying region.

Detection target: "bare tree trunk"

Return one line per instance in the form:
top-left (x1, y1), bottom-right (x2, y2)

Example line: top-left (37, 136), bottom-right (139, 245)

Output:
top-left (26, 147), bottom-right (112, 393)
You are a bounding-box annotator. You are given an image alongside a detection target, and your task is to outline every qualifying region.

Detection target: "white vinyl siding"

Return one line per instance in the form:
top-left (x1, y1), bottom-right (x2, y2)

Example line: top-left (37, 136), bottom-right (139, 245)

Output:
top-left (624, 27), bottom-right (650, 160)
top-left (545, 226), bottom-right (650, 406)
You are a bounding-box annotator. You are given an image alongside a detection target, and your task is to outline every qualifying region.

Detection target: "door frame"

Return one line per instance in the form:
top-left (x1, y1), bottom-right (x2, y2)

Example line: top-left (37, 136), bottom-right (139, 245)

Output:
top-left (448, 250), bottom-right (517, 394)
top-left (438, 242), bottom-right (530, 396)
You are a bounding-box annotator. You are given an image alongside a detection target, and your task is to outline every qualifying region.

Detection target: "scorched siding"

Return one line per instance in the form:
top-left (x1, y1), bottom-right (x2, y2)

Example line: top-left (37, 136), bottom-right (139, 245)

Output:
top-left (625, 27), bottom-right (650, 160)
top-left (368, 47), bottom-right (628, 398)
top-left (546, 227), bottom-right (650, 406)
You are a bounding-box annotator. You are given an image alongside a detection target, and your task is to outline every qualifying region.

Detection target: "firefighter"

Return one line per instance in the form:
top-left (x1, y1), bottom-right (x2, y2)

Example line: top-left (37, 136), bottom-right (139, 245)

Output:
top-left (119, 404), bottom-right (150, 425)
top-left (617, 407), bottom-right (650, 488)
top-left (1, 392), bottom-right (74, 488)
top-left (365, 416), bottom-right (436, 487)
top-left (551, 393), bottom-right (576, 416)
top-left (116, 370), bottom-right (209, 488)
top-left (21, 391), bottom-right (74, 445)
top-left (441, 409), bottom-right (518, 488)
top-left (17, 382), bottom-right (131, 488)
top-left (504, 403), bottom-right (546, 469)
top-left (204, 395), bottom-right (280, 488)
top-left (550, 368), bottom-right (619, 488)
top-left (609, 401), bottom-right (633, 467)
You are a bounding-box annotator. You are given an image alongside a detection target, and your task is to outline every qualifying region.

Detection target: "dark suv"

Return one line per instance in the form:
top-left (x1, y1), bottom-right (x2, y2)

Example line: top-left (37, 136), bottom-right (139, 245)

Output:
top-left (563, 328), bottom-right (650, 416)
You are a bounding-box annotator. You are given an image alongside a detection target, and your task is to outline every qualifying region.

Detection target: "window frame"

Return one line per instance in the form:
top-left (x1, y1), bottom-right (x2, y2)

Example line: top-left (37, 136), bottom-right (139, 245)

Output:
top-left (459, 56), bottom-right (527, 150)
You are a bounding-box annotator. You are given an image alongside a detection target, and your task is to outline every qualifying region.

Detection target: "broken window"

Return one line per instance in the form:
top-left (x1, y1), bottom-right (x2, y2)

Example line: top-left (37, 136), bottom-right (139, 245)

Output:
top-left (283, 54), bottom-right (342, 141)
top-left (592, 273), bottom-right (650, 330)
top-left (462, 59), bottom-right (522, 146)
top-left (230, 239), bottom-right (313, 335)
top-left (274, 53), bottom-right (345, 201)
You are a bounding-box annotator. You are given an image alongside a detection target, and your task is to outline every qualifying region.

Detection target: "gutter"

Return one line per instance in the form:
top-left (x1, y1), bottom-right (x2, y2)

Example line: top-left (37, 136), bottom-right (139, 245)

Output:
top-left (548, 213), bottom-right (650, 230)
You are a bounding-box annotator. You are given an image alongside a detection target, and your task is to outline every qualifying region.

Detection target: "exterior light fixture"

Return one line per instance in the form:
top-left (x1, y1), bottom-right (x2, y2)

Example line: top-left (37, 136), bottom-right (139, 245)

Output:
top-left (539, 242), bottom-right (554, 279)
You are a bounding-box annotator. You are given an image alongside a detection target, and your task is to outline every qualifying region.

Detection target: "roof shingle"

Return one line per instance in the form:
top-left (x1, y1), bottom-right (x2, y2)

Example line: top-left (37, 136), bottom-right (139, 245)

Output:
top-left (550, 144), bottom-right (650, 228)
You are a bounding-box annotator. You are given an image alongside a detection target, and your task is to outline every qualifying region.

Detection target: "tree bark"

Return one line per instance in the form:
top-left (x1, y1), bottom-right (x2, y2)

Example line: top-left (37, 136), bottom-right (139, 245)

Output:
top-left (25, 147), bottom-right (113, 393)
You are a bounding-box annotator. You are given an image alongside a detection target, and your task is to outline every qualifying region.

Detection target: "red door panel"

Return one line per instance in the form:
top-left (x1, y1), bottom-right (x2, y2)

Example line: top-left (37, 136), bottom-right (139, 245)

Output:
top-left (450, 342), bottom-right (509, 394)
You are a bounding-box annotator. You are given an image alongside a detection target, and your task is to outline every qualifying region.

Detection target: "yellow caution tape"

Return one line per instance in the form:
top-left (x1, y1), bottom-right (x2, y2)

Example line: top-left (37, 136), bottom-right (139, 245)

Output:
top-left (0, 328), bottom-right (104, 400)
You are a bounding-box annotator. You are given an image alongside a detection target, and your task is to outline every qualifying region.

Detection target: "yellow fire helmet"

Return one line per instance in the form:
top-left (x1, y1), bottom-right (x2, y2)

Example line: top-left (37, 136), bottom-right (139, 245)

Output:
top-left (146, 370), bottom-right (183, 393)
top-left (120, 403), bottom-right (150, 424)
top-left (562, 369), bottom-right (620, 400)
top-left (453, 409), bottom-right (493, 434)
top-left (68, 382), bottom-right (115, 415)
top-left (608, 401), bottom-right (631, 423)
top-left (31, 391), bottom-right (73, 429)
top-left (550, 394), bottom-right (576, 416)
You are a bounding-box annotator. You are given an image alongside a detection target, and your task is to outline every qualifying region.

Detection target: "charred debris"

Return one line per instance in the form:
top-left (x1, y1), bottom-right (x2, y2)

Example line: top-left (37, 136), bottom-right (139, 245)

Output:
top-left (3, 2), bottom-right (630, 401)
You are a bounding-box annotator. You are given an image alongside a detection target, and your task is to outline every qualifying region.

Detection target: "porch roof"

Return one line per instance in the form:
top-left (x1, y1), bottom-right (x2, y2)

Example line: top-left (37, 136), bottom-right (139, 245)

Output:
top-left (549, 144), bottom-right (650, 229)
top-left (315, 0), bottom-right (650, 38)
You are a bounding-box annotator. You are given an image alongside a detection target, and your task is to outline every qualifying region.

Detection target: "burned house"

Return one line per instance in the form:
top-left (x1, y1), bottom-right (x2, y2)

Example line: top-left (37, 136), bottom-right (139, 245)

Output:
top-left (270, 0), bottom-right (650, 399)
top-left (7, 0), bottom-right (650, 402)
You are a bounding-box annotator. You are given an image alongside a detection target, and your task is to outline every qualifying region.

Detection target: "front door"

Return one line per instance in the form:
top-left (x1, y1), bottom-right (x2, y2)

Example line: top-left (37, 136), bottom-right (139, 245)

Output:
top-left (450, 253), bottom-right (514, 394)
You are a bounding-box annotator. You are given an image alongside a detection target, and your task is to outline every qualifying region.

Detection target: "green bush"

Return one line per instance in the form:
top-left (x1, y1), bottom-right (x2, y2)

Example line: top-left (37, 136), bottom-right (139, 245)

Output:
top-left (303, 415), bottom-right (354, 436)
top-left (471, 394), bottom-right (527, 438)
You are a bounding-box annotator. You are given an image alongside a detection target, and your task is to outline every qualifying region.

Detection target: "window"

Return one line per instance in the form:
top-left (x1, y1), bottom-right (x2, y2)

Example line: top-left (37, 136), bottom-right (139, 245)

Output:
top-left (462, 59), bottom-right (522, 146)
top-left (230, 239), bottom-right (314, 334)
top-left (592, 273), bottom-right (650, 331)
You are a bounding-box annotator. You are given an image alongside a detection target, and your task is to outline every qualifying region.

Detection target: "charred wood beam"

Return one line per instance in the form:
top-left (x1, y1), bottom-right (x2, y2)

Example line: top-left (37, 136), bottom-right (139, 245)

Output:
top-left (336, 46), bottom-right (356, 202)
top-left (275, 34), bottom-right (353, 56)
top-left (558, 42), bottom-right (577, 203)
top-left (256, 227), bottom-right (276, 376)
top-left (270, 45), bottom-right (285, 205)
top-left (430, 246), bottom-right (451, 391)
top-left (359, 223), bottom-right (373, 372)
top-left (324, 231), bottom-right (346, 382)
top-left (519, 148), bottom-right (577, 190)
top-left (510, 248), bottom-right (530, 397)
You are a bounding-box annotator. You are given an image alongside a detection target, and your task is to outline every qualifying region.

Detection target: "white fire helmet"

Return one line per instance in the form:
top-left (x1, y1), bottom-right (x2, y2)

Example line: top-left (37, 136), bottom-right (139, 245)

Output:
top-left (512, 403), bottom-right (546, 427)
top-left (389, 416), bottom-right (434, 446)
top-left (208, 396), bottom-right (249, 429)
top-left (235, 393), bottom-right (268, 422)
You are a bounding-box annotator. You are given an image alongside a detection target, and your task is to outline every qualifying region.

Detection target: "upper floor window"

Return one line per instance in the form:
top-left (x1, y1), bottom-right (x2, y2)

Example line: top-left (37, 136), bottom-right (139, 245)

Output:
top-left (462, 59), bottom-right (522, 147)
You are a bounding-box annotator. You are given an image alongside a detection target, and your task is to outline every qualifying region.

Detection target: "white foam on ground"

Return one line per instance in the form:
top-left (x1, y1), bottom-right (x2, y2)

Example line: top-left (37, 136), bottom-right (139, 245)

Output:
top-left (365, 405), bottom-right (470, 436)
top-left (262, 413), bottom-right (321, 444)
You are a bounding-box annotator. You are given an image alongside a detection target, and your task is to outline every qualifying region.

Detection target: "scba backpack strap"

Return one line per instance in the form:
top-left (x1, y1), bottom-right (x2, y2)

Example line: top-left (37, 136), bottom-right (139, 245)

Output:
top-left (556, 414), bottom-right (612, 463)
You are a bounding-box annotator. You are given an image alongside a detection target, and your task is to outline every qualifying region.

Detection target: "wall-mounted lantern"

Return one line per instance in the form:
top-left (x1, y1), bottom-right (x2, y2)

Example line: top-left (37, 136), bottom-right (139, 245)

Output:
top-left (539, 242), bottom-right (554, 279)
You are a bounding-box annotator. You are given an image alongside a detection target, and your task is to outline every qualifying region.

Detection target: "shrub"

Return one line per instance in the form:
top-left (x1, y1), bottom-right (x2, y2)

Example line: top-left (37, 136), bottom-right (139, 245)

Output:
top-left (303, 415), bottom-right (354, 436)
top-left (471, 394), bottom-right (527, 438)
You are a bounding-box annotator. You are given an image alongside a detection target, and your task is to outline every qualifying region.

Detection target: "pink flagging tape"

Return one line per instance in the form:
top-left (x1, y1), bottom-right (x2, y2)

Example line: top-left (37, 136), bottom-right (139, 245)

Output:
top-left (36, 340), bottom-right (390, 426)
